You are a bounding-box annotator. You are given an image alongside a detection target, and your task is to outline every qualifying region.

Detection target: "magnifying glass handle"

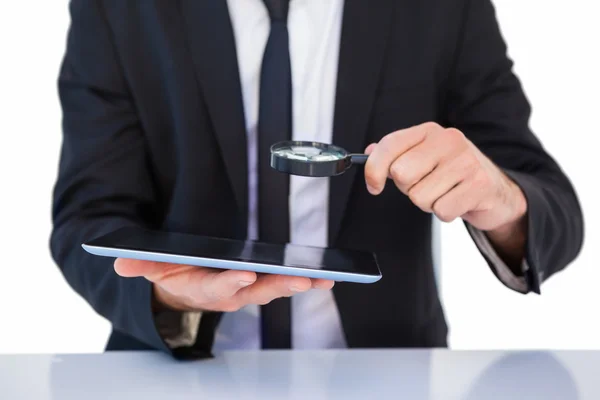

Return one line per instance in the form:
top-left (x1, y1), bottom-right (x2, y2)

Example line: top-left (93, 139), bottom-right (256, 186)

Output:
top-left (349, 154), bottom-right (369, 164)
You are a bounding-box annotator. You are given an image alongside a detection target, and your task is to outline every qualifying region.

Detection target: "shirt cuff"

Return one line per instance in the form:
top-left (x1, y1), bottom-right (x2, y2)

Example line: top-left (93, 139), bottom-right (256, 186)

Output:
top-left (154, 310), bottom-right (203, 349)
top-left (466, 223), bottom-right (529, 294)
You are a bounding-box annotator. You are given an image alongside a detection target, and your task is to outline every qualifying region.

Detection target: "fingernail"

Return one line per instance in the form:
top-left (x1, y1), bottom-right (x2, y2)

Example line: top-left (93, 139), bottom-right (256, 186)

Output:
top-left (290, 286), bottom-right (305, 292)
top-left (239, 280), bottom-right (254, 287)
top-left (366, 184), bottom-right (377, 194)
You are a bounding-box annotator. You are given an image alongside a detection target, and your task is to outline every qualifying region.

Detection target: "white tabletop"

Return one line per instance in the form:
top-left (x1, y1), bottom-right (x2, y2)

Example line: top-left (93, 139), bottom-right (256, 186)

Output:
top-left (0, 349), bottom-right (598, 399)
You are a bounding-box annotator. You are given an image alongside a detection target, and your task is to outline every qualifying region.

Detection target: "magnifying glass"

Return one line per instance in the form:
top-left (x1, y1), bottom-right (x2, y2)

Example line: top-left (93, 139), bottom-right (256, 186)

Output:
top-left (270, 141), bottom-right (368, 177)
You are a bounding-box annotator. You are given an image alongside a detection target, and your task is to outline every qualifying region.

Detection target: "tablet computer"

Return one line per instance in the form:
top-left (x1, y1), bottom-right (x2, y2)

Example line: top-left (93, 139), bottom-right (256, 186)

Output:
top-left (82, 227), bottom-right (381, 284)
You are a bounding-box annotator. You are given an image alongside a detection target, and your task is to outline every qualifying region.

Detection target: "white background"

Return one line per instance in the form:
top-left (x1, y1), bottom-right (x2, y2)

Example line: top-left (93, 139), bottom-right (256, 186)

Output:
top-left (0, 1), bottom-right (597, 354)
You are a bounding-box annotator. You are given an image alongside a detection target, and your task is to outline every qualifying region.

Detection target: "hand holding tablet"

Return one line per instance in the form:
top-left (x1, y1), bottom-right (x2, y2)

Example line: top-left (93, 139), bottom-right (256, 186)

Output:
top-left (113, 257), bottom-right (334, 313)
top-left (83, 227), bottom-right (381, 312)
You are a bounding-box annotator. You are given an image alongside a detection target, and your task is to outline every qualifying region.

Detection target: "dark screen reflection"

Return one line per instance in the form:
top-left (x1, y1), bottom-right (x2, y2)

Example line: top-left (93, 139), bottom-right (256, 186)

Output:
top-left (91, 226), bottom-right (379, 274)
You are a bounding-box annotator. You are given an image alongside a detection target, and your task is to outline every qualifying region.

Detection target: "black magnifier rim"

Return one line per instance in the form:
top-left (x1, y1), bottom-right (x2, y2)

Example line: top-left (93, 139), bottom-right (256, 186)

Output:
top-left (270, 140), bottom-right (352, 177)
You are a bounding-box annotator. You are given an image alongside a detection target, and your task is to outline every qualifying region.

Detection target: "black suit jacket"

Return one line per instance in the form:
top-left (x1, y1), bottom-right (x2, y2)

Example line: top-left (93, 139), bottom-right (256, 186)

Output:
top-left (51, 0), bottom-right (583, 359)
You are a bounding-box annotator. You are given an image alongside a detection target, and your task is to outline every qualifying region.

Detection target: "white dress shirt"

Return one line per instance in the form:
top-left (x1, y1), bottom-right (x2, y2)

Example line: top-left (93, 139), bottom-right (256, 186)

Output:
top-left (162, 0), bottom-right (528, 351)
top-left (212, 0), bottom-right (347, 351)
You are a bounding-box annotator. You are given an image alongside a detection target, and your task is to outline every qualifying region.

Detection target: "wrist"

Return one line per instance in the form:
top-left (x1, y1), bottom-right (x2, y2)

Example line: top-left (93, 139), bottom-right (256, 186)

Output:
top-left (508, 178), bottom-right (528, 224)
top-left (488, 182), bottom-right (528, 269)
top-left (490, 172), bottom-right (528, 233)
top-left (482, 176), bottom-right (529, 273)
top-left (486, 212), bottom-right (526, 248)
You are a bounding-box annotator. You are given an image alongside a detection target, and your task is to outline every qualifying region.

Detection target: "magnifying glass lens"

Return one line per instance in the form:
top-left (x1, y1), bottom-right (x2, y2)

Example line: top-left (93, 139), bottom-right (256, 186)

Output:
top-left (270, 141), bottom-right (367, 177)
top-left (273, 145), bottom-right (344, 162)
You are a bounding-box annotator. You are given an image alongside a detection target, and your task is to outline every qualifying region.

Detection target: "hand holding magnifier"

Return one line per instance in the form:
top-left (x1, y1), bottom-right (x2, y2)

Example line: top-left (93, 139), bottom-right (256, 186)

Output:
top-left (270, 141), bottom-right (368, 177)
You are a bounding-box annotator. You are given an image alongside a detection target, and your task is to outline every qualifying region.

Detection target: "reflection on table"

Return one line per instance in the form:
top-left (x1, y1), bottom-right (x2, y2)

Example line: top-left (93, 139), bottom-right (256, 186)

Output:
top-left (0, 349), bottom-right (597, 399)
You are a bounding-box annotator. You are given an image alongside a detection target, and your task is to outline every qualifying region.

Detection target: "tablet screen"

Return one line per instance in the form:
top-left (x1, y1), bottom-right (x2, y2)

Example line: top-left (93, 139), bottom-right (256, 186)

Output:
top-left (85, 227), bottom-right (380, 276)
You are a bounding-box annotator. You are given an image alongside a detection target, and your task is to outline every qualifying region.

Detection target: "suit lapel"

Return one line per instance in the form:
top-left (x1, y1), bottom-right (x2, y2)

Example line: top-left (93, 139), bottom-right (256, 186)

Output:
top-left (180, 0), bottom-right (248, 226)
top-left (329, 0), bottom-right (396, 245)
top-left (179, 0), bottom-right (398, 243)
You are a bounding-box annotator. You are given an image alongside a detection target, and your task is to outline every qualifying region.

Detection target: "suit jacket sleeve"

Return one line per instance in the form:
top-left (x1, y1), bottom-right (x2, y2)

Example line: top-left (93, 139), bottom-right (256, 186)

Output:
top-left (51, 0), bottom-right (219, 358)
top-left (444, 0), bottom-right (584, 294)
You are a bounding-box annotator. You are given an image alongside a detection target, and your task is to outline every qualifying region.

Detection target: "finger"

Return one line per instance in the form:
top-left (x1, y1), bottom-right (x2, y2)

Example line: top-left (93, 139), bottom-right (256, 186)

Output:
top-left (432, 179), bottom-right (480, 223)
top-left (364, 143), bottom-right (377, 155)
top-left (311, 278), bottom-right (335, 290)
top-left (114, 258), bottom-right (259, 305)
top-left (155, 266), bottom-right (258, 305)
top-left (365, 143), bottom-right (393, 179)
top-left (114, 258), bottom-right (170, 278)
top-left (234, 274), bottom-right (312, 306)
top-left (388, 141), bottom-right (442, 194)
top-left (192, 268), bottom-right (258, 303)
top-left (364, 122), bottom-right (436, 194)
top-left (114, 258), bottom-right (206, 282)
top-left (407, 154), bottom-right (473, 213)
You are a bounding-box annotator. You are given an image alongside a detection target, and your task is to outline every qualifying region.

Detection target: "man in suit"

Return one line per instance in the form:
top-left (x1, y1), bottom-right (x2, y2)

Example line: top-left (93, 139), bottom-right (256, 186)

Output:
top-left (51, 0), bottom-right (583, 359)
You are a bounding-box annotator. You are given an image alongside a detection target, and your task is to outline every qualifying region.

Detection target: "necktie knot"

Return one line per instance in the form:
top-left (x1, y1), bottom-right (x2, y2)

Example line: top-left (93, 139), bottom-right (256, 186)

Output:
top-left (263, 0), bottom-right (290, 21)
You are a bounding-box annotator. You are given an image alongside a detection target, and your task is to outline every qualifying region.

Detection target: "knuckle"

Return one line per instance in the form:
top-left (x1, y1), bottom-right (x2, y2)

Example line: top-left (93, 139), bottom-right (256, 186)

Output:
top-left (295, 277), bottom-right (312, 291)
top-left (408, 189), bottom-right (430, 212)
top-left (408, 189), bottom-right (421, 206)
top-left (444, 127), bottom-right (465, 142)
top-left (390, 160), bottom-right (417, 188)
top-left (438, 213), bottom-right (455, 223)
top-left (433, 203), bottom-right (455, 222)
top-left (220, 303), bottom-right (242, 313)
top-left (422, 121), bottom-right (441, 132)
top-left (257, 297), bottom-right (274, 306)
top-left (390, 161), bottom-right (407, 183)
top-left (250, 295), bottom-right (275, 306)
